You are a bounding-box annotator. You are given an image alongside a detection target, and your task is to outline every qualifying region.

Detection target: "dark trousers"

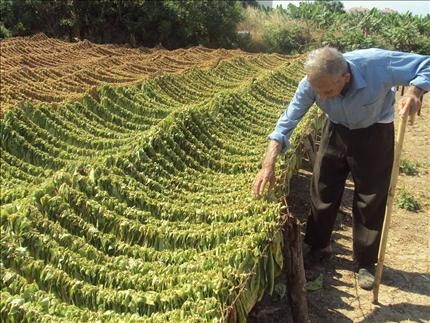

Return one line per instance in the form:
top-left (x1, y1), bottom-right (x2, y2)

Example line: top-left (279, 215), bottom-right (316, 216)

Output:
top-left (304, 119), bottom-right (394, 268)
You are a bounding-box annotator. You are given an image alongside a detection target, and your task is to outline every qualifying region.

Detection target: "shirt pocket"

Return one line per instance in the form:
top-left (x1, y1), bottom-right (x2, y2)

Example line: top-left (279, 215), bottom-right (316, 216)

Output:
top-left (352, 96), bottom-right (384, 128)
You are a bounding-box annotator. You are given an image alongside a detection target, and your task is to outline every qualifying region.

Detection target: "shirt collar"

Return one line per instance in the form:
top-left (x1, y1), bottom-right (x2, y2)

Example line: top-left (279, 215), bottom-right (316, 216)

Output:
top-left (347, 59), bottom-right (366, 92)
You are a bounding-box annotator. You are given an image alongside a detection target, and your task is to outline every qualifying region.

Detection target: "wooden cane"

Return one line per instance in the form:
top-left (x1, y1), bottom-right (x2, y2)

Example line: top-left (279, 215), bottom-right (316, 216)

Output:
top-left (373, 110), bottom-right (412, 303)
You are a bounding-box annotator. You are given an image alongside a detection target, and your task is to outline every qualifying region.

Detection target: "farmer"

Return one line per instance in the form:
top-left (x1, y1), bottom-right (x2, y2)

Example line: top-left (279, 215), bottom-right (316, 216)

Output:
top-left (252, 47), bottom-right (429, 290)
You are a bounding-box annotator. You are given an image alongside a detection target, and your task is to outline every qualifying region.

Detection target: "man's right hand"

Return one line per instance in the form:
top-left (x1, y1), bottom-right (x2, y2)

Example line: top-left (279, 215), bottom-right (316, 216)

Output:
top-left (252, 140), bottom-right (282, 198)
top-left (252, 165), bottom-right (276, 198)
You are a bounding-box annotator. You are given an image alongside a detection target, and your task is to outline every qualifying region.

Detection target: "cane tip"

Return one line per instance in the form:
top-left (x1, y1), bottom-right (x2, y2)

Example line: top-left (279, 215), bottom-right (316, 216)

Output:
top-left (372, 298), bottom-right (380, 305)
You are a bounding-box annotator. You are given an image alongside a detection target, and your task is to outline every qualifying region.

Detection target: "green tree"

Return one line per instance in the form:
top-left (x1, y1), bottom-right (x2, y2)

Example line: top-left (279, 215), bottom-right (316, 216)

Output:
top-left (315, 0), bottom-right (344, 14)
top-left (0, 0), bottom-right (74, 37)
top-left (240, 0), bottom-right (259, 8)
top-left (163, 0), bottom-right (242, 48)
top-left (0, 0), bottom-right (242, 49)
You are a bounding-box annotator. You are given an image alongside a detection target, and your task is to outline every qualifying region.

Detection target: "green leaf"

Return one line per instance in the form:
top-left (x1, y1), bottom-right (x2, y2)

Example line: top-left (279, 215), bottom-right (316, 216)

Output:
top-left (274, 282), bottom-right (287, 299)
top-left (306, 273), bottom-right (323, 291)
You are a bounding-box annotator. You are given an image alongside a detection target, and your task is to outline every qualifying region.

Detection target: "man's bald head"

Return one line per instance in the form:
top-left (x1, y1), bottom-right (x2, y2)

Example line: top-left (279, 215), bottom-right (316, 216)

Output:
top-left (304, 47), bottom-right (351, 99)
top-left (304, 47), bottom-right (348, 80)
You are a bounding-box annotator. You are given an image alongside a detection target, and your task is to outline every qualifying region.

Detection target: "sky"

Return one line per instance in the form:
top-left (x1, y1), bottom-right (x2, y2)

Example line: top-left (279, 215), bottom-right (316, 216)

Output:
top-left (271, 1), bottom-right (430, 16)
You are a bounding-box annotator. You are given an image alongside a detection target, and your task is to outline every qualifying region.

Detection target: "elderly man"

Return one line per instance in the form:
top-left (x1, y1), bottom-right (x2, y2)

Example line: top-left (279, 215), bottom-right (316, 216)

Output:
top-left (252, 47), bottom-right (429, 290)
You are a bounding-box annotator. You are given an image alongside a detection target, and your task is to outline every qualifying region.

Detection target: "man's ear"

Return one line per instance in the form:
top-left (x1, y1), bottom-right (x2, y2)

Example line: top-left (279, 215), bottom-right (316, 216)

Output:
top-left (343, 72), bottom-right (351, 83)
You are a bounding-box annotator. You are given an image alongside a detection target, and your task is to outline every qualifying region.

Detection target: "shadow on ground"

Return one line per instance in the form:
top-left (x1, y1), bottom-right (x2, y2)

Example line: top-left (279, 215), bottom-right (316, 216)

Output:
top-left (361, 303), bottom-right (430, 323)
top-left (248, 158), bottom-right (430, 322)
top-left (249, 160), bottom-right (356, 323)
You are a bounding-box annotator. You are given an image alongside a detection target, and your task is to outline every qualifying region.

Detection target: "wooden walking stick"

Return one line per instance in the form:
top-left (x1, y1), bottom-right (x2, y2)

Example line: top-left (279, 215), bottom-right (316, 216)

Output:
top-left (373, 107), bottom-right (413, 303)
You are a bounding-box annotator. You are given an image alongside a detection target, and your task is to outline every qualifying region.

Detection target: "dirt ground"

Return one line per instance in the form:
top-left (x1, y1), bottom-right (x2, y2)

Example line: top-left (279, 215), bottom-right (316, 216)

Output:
top-left (248, 94), bottom-right (430, 323)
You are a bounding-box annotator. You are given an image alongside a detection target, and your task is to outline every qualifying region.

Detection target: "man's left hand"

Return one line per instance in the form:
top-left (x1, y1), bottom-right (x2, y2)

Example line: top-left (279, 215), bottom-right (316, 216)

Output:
top-left (399, 86), bottom-right (424, 117)
top-left (399, 94), bottom-right (422, 117)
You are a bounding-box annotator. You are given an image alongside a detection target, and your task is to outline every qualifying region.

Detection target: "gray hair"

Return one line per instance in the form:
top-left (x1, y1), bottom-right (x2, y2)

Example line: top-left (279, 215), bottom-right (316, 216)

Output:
top-left (304, 47), bottom-right (348, 78)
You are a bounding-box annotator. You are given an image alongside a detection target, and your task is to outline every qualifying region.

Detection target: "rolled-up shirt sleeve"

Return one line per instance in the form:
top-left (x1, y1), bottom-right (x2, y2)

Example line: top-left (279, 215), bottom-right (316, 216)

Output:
top-left (388, 51), bottom-right (430, 91)
top-left (268, 77), bottom-right (315, 153)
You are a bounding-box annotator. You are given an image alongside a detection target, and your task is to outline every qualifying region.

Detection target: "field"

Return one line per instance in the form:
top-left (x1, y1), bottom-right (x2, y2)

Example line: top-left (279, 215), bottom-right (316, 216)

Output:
top-left (0, 33), bottom-right (258, 116)
top-left (0, 34), bottom-right (322, 322)
top-left (3, 34), bottom-right (427, 323)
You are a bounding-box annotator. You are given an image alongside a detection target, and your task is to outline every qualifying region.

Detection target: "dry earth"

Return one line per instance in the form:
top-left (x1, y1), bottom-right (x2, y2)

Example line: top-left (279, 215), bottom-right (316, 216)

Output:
top-left (249, 94), bottom-right (430, 323)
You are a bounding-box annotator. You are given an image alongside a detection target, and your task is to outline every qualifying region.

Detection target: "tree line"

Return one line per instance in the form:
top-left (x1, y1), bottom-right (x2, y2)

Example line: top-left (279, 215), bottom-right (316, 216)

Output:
top-left (238, 0), bottom-right (430, 54)
top-left (1, 0), bottom-right (429, 54)
top-left (0, 0), bottom-right (254, 49)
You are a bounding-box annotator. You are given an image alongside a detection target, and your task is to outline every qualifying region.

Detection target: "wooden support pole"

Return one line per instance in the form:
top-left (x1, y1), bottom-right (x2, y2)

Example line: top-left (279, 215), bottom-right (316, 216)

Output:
top-left (284, 214), bottom-right (309, 322)
top-left (373, 111), bottom-right (409, 303)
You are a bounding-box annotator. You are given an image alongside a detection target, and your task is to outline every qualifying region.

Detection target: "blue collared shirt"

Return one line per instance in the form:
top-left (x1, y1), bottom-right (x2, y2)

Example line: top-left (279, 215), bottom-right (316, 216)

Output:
top-left (269, 48), bottom-right (430, 153)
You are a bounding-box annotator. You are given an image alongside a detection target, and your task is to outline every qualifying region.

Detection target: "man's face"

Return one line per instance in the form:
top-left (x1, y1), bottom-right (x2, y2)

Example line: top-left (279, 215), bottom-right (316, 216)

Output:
top-left (307, 73), bottom-right (351, 100)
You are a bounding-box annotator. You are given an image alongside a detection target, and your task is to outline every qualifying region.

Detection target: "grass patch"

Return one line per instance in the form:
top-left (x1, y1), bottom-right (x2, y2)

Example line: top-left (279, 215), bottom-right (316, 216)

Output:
top-left (397, 187), bottom-right (421, 212)
top-left (400, 158), bottom-right (419, 176)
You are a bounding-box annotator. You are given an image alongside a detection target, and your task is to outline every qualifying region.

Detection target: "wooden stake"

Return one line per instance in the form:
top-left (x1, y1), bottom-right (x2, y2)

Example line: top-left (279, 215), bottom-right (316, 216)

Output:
top-left (284, 214), bottom-right (309, 322)
top-left (373, 111), bottom-right (410, 303)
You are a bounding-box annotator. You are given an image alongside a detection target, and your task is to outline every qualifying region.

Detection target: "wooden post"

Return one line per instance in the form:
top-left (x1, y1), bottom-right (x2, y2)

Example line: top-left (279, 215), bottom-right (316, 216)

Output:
top-left (303, 133), bottom-right (316, 165)
top-left (284, 214), bottom-right (309, 322)
top-left (373, 111), bottom-right (408, 303)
